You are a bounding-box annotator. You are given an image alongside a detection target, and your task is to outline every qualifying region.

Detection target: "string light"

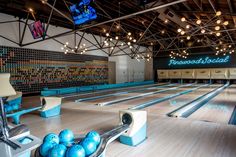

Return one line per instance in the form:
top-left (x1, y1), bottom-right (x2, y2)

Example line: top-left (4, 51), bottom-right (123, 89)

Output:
top-left (196, 19), bottom-right (201, 25)
top-left (164, 19), bottom-right (169, 23)
top-left (215, 26), bottom-right (220, 31)
top-left (223, 21), bottom-right (229, 26)
top-left (216, 32), bottom-right (221, 36)
top-left (201, 29), bottom-right (206, 34)
top-left (216, 20), bottom-right (221, 24)
top-left (106, 33), bottom-right (109, 37)
top-left (187, 36), bottom-right (191, 40)
top-left (115, 36), bottom-right (119, 40)
top-left (181, 17), bottom-right (186, 22)
top-left (216, 11), bottom-right (222, 16)
top-left (186, 25), bottom-right (190, 29)
top-left (128, 32), bottom-right (131, 36)
top-left (181, 31), bottom-right (185, 35)
top-left (177, 28), bottom-right (182, 33)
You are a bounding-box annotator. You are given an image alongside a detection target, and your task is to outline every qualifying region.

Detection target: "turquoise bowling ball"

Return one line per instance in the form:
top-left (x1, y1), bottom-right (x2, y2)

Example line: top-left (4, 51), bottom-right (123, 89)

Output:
top-left (81, 138), bottom-right (97, 156)
top-left (59, 129), bottom-right (74, 145)
top-left (86, 131), bottom-right (101, 146)
top-left (43, 133), bottom-right (60, 145)
top-left (48, 144), bottom-right (67, 157)
top-left (40, 142), bottom-right (54, 157)
top-left (66, 145), bottom-right (85, 157)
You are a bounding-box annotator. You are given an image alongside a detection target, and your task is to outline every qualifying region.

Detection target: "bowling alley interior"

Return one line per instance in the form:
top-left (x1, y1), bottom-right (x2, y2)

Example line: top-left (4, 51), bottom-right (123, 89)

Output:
top-left (1, 0), bottom-right (236, 157)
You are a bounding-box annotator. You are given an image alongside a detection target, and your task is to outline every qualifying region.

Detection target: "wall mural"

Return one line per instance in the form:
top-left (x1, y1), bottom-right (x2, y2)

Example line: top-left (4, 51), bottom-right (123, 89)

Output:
top-left (0, 46), bottom-right (108, 93)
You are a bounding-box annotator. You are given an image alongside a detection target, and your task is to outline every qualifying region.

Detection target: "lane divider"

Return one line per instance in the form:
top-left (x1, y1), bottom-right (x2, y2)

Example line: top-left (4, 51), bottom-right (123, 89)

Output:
top-left (228, 106), bottom-right (236, 125)
top-left (75, 83), bottom-right (176, 102)
top-left (169, 82), bottom-right (230, 118)
top-left (130, 84), bottom-right (209, 110)
top-left (97, 83), bottom-right (196, 106)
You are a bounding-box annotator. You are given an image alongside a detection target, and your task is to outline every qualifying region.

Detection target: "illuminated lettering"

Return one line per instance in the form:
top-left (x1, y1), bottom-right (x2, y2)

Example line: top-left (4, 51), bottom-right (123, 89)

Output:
top-left (168, 56), bottom-right (230, 66)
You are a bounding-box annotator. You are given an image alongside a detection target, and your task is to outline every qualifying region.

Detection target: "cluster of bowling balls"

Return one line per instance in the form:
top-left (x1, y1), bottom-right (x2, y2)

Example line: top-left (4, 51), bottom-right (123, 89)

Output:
top-left (39, 129), bottom-right (101, 157)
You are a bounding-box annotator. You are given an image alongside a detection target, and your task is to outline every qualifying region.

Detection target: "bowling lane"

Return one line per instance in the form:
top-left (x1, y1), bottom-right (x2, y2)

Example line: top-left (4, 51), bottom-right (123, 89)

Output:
top-left (64, 83), bottom-right (174, 102)
top-left (188, 85), bottom-right (236, 124)
top-left (83, 84), bottom-right (198, 105)
top-left (144, 84), bottom-right (222, 116)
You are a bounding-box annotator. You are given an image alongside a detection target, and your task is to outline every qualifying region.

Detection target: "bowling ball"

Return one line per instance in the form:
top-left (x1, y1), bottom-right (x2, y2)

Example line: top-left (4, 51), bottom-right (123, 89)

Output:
top-left (86, 131), bottom-right (101, 146)
top-left (59, 129), bottom-right (74, 145)
top-left (43, 133), bottom-right (60, 145)
top-left (66, 144), bottom-right (85, 157)
top-left (81, 138), bottom-right (97, 156)
top-left (39, 142), bottom-right (54, 157)
top-left (48, 144), bottom-right (67, 157)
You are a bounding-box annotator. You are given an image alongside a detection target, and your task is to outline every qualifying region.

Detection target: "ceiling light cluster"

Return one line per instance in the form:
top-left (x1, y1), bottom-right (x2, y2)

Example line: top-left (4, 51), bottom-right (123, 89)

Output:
top-left (61, 42), bottom-right (87, 54)
top-left (215, 44), bottom-right (235, 56)
top-left (169, 50), bottom-right (189, 59)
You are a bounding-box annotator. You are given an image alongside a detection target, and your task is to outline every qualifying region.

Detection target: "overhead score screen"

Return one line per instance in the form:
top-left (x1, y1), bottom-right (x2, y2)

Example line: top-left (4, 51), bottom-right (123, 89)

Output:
top-left (70, 0), bottom-right (97, 25)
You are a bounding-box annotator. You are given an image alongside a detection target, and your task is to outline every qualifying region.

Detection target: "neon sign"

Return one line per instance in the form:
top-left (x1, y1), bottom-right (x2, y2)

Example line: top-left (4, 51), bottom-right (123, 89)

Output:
top-left (168, 56), bottom-right (230, 66)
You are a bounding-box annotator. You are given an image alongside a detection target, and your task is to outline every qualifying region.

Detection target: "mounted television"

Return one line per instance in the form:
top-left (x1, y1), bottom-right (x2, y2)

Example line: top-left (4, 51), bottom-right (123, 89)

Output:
top-left (70, 0), bottom-right (97, 25)
top-left (28, 20), bottom-right (45, 39)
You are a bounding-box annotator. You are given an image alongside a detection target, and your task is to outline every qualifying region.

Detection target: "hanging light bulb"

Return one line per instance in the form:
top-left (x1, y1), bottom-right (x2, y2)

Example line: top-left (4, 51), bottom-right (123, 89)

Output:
top-left (181, 17), bottom-right (186, 22)
top-left (111, 47), bottom-right (114, 50)
top-left (105, 43), bottom-right (109, 46)
top-left (164, 19), bottom-right (169, 23)
top-left (223, 21), bottom-right (229, 26)
top-left (229, 45), bottom-right (232, 48)
top-left (177, 28), bottom-right (182, 33)
top-left (129, 46), bottom-right (133, 49)
top-left (127, 42), bottom-right (131, 45)
top-left (61, 47), bottom-right (64, 50)
top-left (133, 39), bottom-right (137, 42)
top-left (186, 25), bottom-right (190, 29)
top-left (128, 32), bottom-right (131, 36)
top-left (66, 42), bottom-right (69, 45)
top-left (121, 43), bottom-right (124, 46)
top-left (110, 38), bottom-right (113, 41)
top-left (197, 39), bottom-right (201, 43)
top-left (216, 32), bottom-right (221, 36)
top-left (161, 30), bottom-right (165, 34)
top-left (64, 44), bottom-right (67, 48)
top-left (103, 28), bottom-right (106, 33)
top-left (115, 36), bottom-right (119, 40)
top-left (187, 36), bottom-right (191, 40)
top-left (201, 29), bottom-right (206, 34)
top-left (196, 19), bottom-right (201, 25)
top-left (106, 33), bottom-right (109, 37)
top-left (216, 11), bottom-right (222, 16)
top-left (83, 43), bottom-right (86, 47)
top-left (129, 37), bottom-right (133, 40)
top-left (75, 46), bottom-right (78, 49)
top-left (216, 20), bottom-right (221, 24)
top-left (181, 31), bottom-right (185, 35)
top-left (215, 26), bottom-right (220, 31)
top-left (180, 39), bottom-right (184, 43)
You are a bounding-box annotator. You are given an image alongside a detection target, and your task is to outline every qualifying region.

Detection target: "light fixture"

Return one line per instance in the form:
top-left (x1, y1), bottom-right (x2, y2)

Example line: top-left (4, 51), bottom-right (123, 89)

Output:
top-left (64, 44), bottom-right (67, 48)
top-left (197, 39), bottom-right (201, 43)
top-left (180, 39), bottom-right (184, 42)
top-left (139, 33), bottom-right (143, 36)
top-left (110, 38), bottom-right (113, 41)
top-left (215, 26), bottom-right (220, 31)
top-left (229, 45), bottom-right (232, 48)
top-left (64, 51), bottom-right (67, 54)
top-left (177, 28), bottom-right (182, 33)
top-left (116, 25), bottom-right (120, 29)
top-left (66, 42), bottom-right (69, 45)
top-left (106, 33), bottom-right (109, 37)
top-left (75, 46), bottom-right (78, 49)
top-left (181, 17), bottom-right (186, 22)
top-left (105, 43), bottom-right (109, 46)
top-left (111, 47), bottom-right (114, 50)
top-left (28, 8), bottom-right (34, 12)
top-left (128, 32), bottom-right (132, 36)
top-left (115, 36), bottom-right (119, 40)
top-left (196, 19), bottom-right (201, 25)
top-left (133, 39), bottom-right (137, 42)
top-left (216, 20), bottom-right (221, 24)
top-left (150, 43), bottom-right (153, 45)
top-left (164, 19), bottom-right (169, 23)
top-left (121, 43), bottom-right (124, 46)
top-left (103, 29), bottom-right (106, 33)
top-left (181, 31), bottom-right (185, 35)
top-left (216, 32), bottom-right (221, 36)
top-left (187, 36), bottom-right (191, 40)
top-left (223, 21), bottom-right (229, 26)
top-left (219, 41), bottom-right (223, 44)
top-left (201, 29), bottom-right (206, 34)
top-left (129, 37), bottom-right (133, 40)
top-left (61, 47), bottom-right (64, 50)
top-left (216, 47), bottom-right (219, 50)
top-left (104, 40), bottom-right (107, 43)
top-left (161, 30), bottom-right (165, 34)
top-left (216, 11), bottom-right (222, 16)
top-left (129, 46), bottom-right (133, 49)
top-left (127, 42), bottom-right (131, 45)
top-left (186, 25), bottom-right (190, 29)
top-left (83, 43), bottom-right (86, 47)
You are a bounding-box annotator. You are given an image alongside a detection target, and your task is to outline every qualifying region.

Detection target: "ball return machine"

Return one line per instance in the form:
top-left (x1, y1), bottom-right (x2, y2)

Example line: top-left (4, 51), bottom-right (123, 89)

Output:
top-left (0, 73), bottom-right (41, 157)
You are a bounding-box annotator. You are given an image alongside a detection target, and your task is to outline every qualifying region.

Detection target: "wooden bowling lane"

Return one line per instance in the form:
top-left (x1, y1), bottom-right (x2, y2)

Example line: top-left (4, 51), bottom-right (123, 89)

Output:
top-left (80, 84), bottom-right (187, 104)
top-left (188, 85), bottom-right (236, 124)
top-left (65, 85), bottom-right (207, 113)
top-left (143, 84), bottom-right (222, 116)
top-left (64, 83), bottom-right (172, 102)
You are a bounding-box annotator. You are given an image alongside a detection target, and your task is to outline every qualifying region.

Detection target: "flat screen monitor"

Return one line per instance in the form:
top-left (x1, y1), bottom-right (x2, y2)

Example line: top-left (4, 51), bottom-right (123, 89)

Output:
top-left (28, 20), bottom-right (45, 39)
top-left (70, 0), bottom-right (97, 25)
